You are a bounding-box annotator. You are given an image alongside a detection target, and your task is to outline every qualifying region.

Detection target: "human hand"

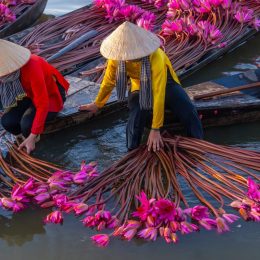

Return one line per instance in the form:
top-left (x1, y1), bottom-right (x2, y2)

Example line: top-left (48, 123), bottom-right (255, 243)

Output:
top-left (18, 134), bottom-right (37, 154)
top-left (147, 129), bottom-right (164, 152)
top-left (78, 102), bottom-right (99, 115)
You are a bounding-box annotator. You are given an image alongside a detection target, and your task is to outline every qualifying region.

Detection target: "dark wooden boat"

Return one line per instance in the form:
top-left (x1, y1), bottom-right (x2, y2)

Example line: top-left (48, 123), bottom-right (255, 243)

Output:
top-left (0, 0), bottom-right (47, 39)
top-left (6, 3), bottom-right (259, 78)
top-left (43, 69), bottom-right (260, 134)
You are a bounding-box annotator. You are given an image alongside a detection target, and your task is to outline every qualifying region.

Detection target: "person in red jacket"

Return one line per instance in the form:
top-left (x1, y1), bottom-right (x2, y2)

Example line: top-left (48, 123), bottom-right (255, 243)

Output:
top-left (0, 40), bottom-right (69, 154)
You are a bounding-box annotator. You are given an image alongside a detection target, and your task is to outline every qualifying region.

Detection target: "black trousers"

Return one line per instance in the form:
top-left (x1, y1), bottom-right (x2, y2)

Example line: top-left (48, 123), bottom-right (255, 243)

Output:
top-left (126, 73), bottom-right (203, 150)
top-left (1, 82), bottom-right (66, 138)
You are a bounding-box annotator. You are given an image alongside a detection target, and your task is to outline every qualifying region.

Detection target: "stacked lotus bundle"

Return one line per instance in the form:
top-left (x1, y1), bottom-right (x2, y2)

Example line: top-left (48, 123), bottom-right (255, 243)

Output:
top-left (0, 0), bottom-right (36, 29)
top-left (18, 0), bottom-right (259, 76)
top-left (0, 133), bottom-right (259, 247)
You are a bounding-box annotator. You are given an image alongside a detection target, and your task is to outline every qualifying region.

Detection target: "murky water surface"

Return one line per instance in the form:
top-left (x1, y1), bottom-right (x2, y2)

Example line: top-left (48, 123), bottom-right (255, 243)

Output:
top-left (0, 2), bottom-right (260, 259)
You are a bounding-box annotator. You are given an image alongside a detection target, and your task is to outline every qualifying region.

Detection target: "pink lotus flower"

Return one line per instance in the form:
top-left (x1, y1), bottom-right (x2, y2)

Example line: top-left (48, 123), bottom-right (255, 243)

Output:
top-left (132, 191), bottom-right (153, 221)
top-left (60, 201), bottom-right (76, 213)
top-left (249, 206), bottom-right (260, 222)
top-left (82, 216), bottom-right (96, 227)
top-left (169, 220), bottom-right (180, 232)
top-left (1, 197), bottom-right (15, 209)
top-left (199, 218), bottom-right (217, 230)
top-left (91, 234), bottom-right (110, 247)
top-left (23, 178), bottom-right (35, 191)
top-left (155, 199), bottom-right (176, 222)
top-left (195, 0), bottom-right (211, 13)
top-left (180, 221), bottom-right (198, 234)
top-left (53, 194), bottom-right (68, 207)
top-left (34, 192), bottom-right (51, 204)
top-left (1, 1), bottom-right (17, 6)
top-left (253, 19), bottom-right (260, 31)
top-left (209, 25), bottom-right (222, 42)
top-left (49, 180), bottom-right (67, 191)
top-left (138, 227), bottom-right (158, 241)
top-left (123, 229), bottom-right (137, 241)
top-left (113, 225), bottom-right (125, 236)
top-left (95, 210), bottom-right (112, 221)
top-left (12, 201), bottom-right (26, 213)
top-left (216, 217), bottom-right (229, 233)
top-left (120, 5), bottom-right (143, 21)
top-left (209, 0), bottom-right (223, 8)
top-left (154, 0), bottom-right (168, 9)
top-left (0, 4), bottom-right (16, 22)
top-left (190, 205), bottom-right (209, 220)
top-left (162, 19), bottom-right (183, 35)
top-left (221, 0), bottom-right (231, 9)
top-left (44, 210), bottom-right (63, 224)
top-left (97, 220), bottom-right (106, 231)
top-left (124, 220), bottom-right (141, 230)
top-left (73, 203), bottom-right (89, 215)
top-left (136, 11), bottom-right (156, 31)
top-left (107, 216), bottom-right (119, 229)
top-left (222, 213), bottom-right (239, 223)
top-left (179, 0), bottom-right (190, 10)
top-left (167, 0), bottom-right (180, 10)
top-left (230, 200), bottom-right (243, 208)
top-left (40, 200), bottom-right (56, 208)
top-left (247, 178), bottom-right (260, 202)
top-left (161, 227), bottom-right (172, 243)
top-left (11, 185), bottom-right (29, 203)
top-left (234, 9), bottom-right (254, 24)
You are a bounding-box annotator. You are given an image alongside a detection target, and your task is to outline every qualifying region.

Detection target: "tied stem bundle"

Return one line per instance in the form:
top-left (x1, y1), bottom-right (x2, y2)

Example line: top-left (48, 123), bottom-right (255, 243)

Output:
top-left (0, 133), bottom-right (259, 247)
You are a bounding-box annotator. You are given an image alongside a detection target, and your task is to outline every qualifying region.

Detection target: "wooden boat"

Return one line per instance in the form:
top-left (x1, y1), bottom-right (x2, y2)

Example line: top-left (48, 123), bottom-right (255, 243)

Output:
top-left (43, 69), bottom-right (260, 134)
top-left (6, 3), bottom-right (259, 77)
top-left (0, 0), bottom-right (47, 39)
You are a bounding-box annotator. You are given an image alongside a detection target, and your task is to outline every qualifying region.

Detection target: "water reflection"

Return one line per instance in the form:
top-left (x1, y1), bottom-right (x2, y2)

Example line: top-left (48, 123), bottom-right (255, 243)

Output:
top-left (0, 208), bottom-right (47, 246)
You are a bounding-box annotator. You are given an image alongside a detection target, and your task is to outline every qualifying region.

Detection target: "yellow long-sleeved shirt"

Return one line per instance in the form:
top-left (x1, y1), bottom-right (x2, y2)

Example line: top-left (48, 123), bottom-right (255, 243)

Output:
top-left (94, 48), bottom-right (180, 129)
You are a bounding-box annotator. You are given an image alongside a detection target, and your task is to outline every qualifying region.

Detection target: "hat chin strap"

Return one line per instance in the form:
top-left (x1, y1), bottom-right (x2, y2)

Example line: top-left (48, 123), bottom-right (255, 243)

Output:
top-left (115, 56), bottom-right (153, 110)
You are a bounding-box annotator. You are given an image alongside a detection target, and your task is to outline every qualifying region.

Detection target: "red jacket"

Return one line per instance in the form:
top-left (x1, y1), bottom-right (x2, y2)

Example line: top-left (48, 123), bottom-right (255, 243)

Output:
top-left (20, 54), bottom-right (69, 134)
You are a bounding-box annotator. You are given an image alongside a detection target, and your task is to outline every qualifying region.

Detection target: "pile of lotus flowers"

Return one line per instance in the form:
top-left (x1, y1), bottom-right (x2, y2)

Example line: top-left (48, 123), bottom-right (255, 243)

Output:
top-left (0, 0), bottom-right (36, 29)
top-left (0, 134), bottom-right (259, 247)
top-left (18, 0), bottom-right (259, 75)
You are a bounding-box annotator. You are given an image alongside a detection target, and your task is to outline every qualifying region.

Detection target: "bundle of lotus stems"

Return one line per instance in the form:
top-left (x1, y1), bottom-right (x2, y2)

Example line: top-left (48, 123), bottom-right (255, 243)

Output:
top-left (0, 132), bottom-right (259, 247)
top-left (18, 0), bottom-right (260, 80)
top-left (0, 0), bottom-right (36, 29)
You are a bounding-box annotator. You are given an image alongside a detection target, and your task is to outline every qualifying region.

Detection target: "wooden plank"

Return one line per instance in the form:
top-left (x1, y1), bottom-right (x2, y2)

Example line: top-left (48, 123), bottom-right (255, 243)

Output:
top-left (43, 69), bottom-right (260, 134)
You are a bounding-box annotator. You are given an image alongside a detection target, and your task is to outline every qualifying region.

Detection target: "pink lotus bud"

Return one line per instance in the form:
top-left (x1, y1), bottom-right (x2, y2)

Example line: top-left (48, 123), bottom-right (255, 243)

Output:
top-left (222, 213), bottom-right (239, 223)
top-left (123, 228), bottom-right (138, 241)
top-left (91, 234), bottom-right (110, 247)
top-left (82, 216), bottom-right (96, 227)
top-left (40, 200), bottom-right (56, 208)
top-left (23, 178), bottom-right (35, 191)
top-left (53, 194), bottom-right (68, 207)
top-left (163, 227), bottom-right (172, 243)
top-left (97, 220), bottom-right (106, 231)
top-left (199, 218), bottom-right (217, 230)
top-left (13, 202), bottom-right (26, 213)
top-left (230, 200), bottom-right (243, 208)
top-left (107, 216), bottom-right (119, 229)
top-left (138, 227), bottom-right (158, 241)
top-left (216, 217), bottom-right (229, 233)
top-left (34, 192), bottom-right (51, 204)
top-left (44, 210), bottom-right (63, 224)
top-left (1, 197), bottom-right (15, 209)
top-left (73, 203), bottom-right (89, 215)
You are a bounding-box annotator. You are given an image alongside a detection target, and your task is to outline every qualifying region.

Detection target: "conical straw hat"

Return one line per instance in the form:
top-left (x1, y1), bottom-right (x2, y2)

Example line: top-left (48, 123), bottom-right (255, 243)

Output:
top-left (0, 40), bottom-right (31, 77)
top-left (100, 21), bottom-right (161, 61)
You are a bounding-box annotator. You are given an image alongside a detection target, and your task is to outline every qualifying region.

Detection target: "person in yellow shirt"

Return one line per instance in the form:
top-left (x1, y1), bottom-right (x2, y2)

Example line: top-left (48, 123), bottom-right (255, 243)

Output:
top-left (79, 21), bottom-right (203, 152)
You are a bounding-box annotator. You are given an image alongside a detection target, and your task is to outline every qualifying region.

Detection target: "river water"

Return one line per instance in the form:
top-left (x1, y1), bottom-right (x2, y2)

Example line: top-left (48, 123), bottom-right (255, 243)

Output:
top-left (0, 1), bottom-right (260, 260)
